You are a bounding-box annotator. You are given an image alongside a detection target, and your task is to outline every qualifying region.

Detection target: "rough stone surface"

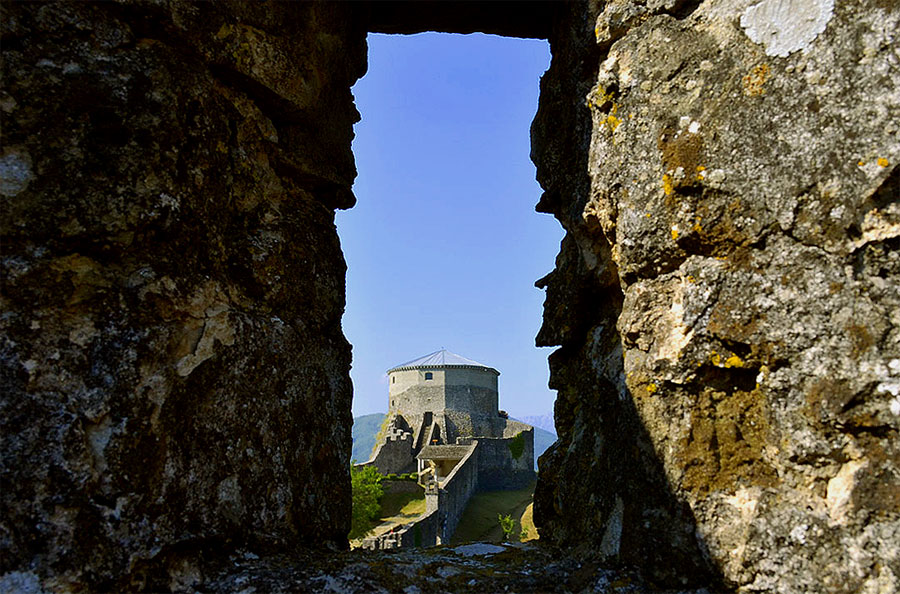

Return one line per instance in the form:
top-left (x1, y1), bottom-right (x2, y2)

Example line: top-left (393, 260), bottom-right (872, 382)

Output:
top-left (533, 0), bottom-right (900, 591)
top-left (199, 542), bottom-right (707, 594)
top-left (3, 0), bottom-right (899, 591)
top-left (1, 2), bottom-right (363, 589)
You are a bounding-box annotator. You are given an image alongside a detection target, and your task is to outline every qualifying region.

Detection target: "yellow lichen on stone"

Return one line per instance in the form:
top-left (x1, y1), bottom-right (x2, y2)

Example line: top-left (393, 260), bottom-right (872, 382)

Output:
top-left (587, 87), bottom-right (616, 110)
top-left (709, 351), bottom-right (721, 366)
top-left (877, 157), bottom-right (889, 167)
top-left (696, 165), bottom-right (706, 180)
top-left (671, 226), bottom-right (679, 240)
top-left (604, 103), bottom-right (622, 132)
top-left (662, 174), bottom-right (674, 196)
top-left (742, 63), bottom-right (769, 97)
top-left (607, 114), bottom-right (622, 131)
top-left (647, 383), bottom-right (658, 394)
top-left (725, 355), bottom-right (744, 368)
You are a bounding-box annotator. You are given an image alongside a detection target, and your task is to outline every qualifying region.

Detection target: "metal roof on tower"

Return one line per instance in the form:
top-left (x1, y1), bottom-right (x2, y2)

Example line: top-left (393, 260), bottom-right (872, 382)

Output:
top-left (387, 349), bottom-right (500, 375)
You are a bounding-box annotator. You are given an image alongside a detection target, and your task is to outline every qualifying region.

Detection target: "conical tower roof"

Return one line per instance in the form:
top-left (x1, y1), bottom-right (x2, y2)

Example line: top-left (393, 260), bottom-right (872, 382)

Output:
top-left (387, 349), bottom-right (499, 375)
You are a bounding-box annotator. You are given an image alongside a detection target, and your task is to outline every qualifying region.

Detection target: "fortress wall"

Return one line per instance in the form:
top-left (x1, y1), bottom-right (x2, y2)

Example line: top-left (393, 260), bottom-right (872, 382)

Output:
top-left (434, 444), bottom-right (480, 544)
top-left (532, 0), bottom-right (900, 590)
top-left (501, 419), bottom-right (533, 439)
top-left (443, 410), bottom-right (504, 442)
top-left (390, 368), bottom-right (497, 420)
top-left (443, 367), bottom-right (498, 389)
top-left (389, 368), bottom-right (444, 397)
top-left (390, 374), bottom-right (445, 415)
top-left (382, 479), bottom-right (424, 496)
top-left (444, 385), bottom-right (498, 418)
top-left (359, 431), bottom-right (415, 474)
top-left (475, 431), bottom-right (535, 491)
top-left (0, 2), bottom-right (364, 589)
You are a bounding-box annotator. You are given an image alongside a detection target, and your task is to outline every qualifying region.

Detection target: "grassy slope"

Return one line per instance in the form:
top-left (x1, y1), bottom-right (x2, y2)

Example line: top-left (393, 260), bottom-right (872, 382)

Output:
top-left (450, 481), bottom-right (537, 544)
top-left (368, 490), bottom-right (427, 538)
top-left (350, 487), bottom-right (427, 547)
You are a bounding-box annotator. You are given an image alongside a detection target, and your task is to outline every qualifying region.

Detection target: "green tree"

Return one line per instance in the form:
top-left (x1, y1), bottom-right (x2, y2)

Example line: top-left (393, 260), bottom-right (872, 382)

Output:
top-left (349, 465), bottom-right (384, 540)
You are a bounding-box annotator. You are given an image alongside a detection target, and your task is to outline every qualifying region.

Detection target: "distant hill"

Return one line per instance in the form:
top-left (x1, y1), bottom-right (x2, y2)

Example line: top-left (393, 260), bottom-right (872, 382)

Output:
top-left (520, 414), bottom-right (556, 434)
top-left (351, 413), bottom-right (385, 463)
top-left (352, 413), bottom-right (557, 471)
top-left (530, 425), bottom-right (557, 470)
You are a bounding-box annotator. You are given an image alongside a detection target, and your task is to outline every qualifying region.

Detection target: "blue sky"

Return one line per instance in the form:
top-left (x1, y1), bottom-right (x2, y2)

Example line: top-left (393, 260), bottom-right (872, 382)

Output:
top-left (338, 33), bottom-right (559, 418)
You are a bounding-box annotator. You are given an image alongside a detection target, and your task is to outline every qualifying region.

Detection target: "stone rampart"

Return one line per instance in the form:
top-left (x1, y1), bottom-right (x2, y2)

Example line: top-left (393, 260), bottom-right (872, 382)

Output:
top-left (443, 385), bottom-right (498, 425)
top-left (442, 410), bottom-right (505, 442)
top-left (359, 428), bottom-right (415, 474)
top-left (432, 442), bottom-right (480, 544)
top-left (463, 429), bottom-right (535, 491)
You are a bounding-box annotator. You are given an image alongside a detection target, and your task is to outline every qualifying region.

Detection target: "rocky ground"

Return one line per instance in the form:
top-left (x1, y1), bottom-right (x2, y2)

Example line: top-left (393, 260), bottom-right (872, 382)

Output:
top-left (199, 543), bottom-right (718, 594)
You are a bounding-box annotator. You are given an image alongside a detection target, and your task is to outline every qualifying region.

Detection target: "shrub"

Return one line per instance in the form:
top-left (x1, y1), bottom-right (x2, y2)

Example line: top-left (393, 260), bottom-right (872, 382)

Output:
top-left (349, 465), bottom-right (384, 540)
top-left (498, 514), bottom-right (516, 542)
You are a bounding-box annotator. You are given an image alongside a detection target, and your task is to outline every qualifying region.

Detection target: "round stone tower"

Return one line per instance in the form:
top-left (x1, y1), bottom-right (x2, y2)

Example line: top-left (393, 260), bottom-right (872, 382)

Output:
top-left (386, 349), bottom-right (501, 444)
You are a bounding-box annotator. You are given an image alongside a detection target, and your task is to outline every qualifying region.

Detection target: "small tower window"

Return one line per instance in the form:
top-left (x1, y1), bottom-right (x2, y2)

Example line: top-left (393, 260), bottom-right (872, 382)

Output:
top-left (392, 377), bottom-right (395, 384)
top-left (424, 372), bottom-right (433, 380)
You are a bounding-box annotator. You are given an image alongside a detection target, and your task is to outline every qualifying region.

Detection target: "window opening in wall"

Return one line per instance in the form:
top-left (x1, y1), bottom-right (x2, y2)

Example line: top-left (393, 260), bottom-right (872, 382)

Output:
top-left (340, 32), bottom-right (559, 547)
top-left (341, 33), bottom-right (557, 422)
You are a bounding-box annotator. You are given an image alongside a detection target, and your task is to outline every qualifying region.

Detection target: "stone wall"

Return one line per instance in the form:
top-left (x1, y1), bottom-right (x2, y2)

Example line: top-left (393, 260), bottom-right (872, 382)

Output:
top-left (363, 444), bottom-right (478, 549)
top-left (0, 2), bottom-right (364, 590)
top-left (3, 1), bottom-right (899, 591)
top-left (359, 427), bottom-right (415, 474)
top-left (472, 430), bottom-right (536, 491)
top-left (389, 367), bottom-right (500, 442)
top-left (532, 0), bottom-right (900, 591)
top-left (432, 444), bottom-right (480, 544)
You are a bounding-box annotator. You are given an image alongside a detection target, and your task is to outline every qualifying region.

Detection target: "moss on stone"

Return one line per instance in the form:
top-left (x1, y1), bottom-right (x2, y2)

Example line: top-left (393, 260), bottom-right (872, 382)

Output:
top-left (508, 432), bottom-right (526, 460)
